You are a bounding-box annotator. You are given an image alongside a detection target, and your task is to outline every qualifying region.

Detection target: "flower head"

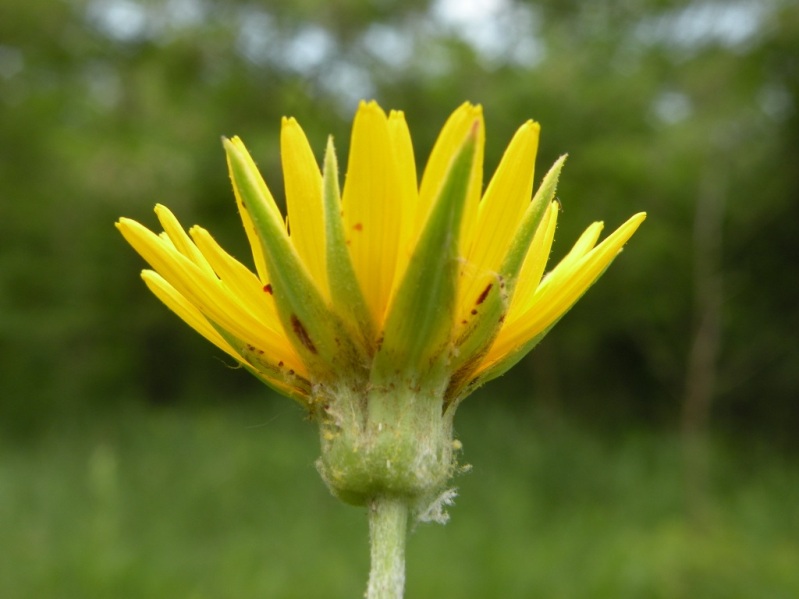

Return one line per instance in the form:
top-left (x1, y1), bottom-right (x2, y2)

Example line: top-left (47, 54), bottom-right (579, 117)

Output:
top-left (117, 101), bottom-right (645, 506)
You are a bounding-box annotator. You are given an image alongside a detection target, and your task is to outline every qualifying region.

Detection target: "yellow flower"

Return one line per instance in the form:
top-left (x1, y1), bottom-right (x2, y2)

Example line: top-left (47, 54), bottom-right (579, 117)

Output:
top-left (117, 101), bottom-right (645, 505)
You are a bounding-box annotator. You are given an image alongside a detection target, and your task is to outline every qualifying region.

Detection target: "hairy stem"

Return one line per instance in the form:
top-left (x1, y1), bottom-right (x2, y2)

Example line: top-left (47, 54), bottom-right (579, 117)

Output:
top-left (366, 496), bottom-right (409, 599)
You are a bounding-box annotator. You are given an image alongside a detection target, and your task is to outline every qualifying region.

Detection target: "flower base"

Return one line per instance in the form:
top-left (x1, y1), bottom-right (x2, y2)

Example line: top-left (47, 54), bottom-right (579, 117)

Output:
top-left (315, 378), bottom-right (458, 510)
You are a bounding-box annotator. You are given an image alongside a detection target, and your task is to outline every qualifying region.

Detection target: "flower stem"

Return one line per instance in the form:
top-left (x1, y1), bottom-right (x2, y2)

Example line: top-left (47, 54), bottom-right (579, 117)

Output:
top-left (366, 496), bottom-right (409, 599)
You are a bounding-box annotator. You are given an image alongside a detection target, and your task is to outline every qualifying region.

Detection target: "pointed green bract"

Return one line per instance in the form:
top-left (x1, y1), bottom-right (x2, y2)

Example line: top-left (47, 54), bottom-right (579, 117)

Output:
top-left (466, 255), bottom-right (620, 398)
top-left (223, 138), bottom-right (358, 380)
top-left (446, 156), bottom-right (566, 399)
top-left (372, 124), bottom-right (479, 383)
top-left (323, 137), bottom-right (375, 351)
top-left (500, 155), bottom-right (566, 284)
top-left (446, 275), bottom-right (508, 401)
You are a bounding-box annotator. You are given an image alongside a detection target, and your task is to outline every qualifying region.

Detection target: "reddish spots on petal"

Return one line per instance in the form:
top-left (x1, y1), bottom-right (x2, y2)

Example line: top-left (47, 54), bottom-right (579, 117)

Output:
top-left (263, 284), bottom-right (273, 294)
top-left (476, 283), bottom-right (493, 305)
top-left (353, 222), bottom-right (363, 231)
top-left (278, 360), bottom-right (284, 367)
top-left (471, 309), bottom-right (478, 315)
top-left (291, 314), bottom-right (318, 354)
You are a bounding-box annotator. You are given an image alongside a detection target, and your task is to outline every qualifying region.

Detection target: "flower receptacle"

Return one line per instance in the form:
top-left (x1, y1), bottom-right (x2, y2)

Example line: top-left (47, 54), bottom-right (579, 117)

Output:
top-left (315, 378), bottom-right (458, 509)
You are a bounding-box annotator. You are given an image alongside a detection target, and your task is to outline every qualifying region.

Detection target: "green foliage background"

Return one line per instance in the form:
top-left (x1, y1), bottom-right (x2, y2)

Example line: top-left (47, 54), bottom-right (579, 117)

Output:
top-left (1, 0), bottom-right (798, 596)
top-left (3, 0), bottom-right (798, 437)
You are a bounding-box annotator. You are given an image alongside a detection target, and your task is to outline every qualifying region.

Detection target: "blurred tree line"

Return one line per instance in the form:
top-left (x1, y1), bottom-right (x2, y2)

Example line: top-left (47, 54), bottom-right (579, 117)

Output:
top-left (1, 0), bottom-right (797, 444)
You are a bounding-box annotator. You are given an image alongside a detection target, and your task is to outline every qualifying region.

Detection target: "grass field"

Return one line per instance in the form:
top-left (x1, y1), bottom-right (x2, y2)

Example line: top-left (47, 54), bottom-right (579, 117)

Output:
top-left (1, 394), bottom-right (797, 598)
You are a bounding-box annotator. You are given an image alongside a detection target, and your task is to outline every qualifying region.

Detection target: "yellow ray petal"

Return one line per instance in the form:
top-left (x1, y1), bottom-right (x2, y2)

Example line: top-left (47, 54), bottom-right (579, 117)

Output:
top-left (468, 120), bottom-right (540, 268)
top-left (117, 218), bottom-right (306, 376)
top-left (457, 120), bottom-right (540, 318)
top-left (532, 213), bottom-right (645, 324)
top-left (154, 204), bottom-right (216, 278)
top-left (537, 221), bottom-right (605, 293)
top-left (280, 117), bottom-right (328, 295)
top-left (189, 225), bottom-right (282, 328)
top-left (386, 110), bottom-right (419, 301)
top-left (341, 101), bottom-right (403, 325)
top-left (418, 103), bottom-right (484, 243)
top-left (141, 269), bottom-right (245, 362)
top-left (506, 201), bottom-right (559, 319)
top-left (482, 213), bottom-right (647, 370)
top-left (141, 270), bottom-right (309, 401)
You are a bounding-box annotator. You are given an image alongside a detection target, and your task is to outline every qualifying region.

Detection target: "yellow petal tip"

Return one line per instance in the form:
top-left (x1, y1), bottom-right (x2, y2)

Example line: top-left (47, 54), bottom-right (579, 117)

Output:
top-left (623, 212), bottom-right (648, 233)
top-left (522, 119), bottom-right (540, 132)
top-left (358, 99), bottom-right (383, 114)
